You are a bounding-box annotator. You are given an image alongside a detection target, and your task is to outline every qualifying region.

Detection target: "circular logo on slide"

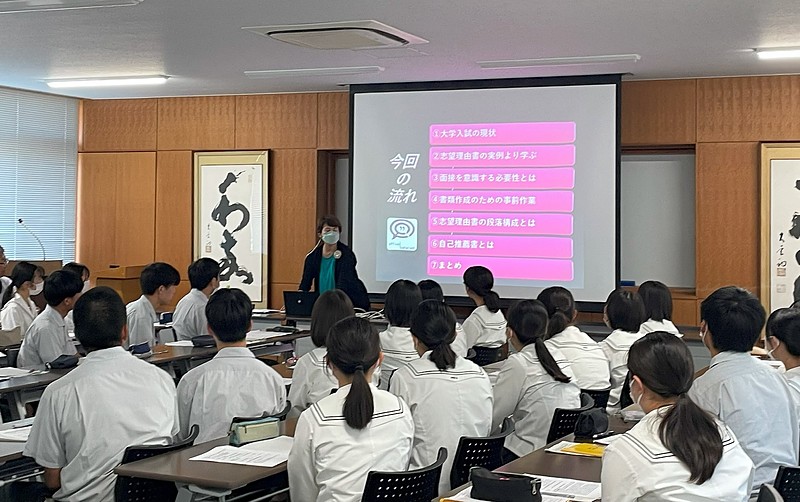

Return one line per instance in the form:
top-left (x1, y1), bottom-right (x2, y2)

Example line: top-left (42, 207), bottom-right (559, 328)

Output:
top-left (389, 218), bottom-right (416, 239)
top-left (387, 217), bottom-right (417, 252)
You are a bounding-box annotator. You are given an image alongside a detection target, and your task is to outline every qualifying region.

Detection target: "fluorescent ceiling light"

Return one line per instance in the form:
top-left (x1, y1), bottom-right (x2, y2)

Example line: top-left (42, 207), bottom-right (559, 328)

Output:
top-left (244, 66), bottom-right (384, 78)
top-left (46, 76), bottom-right (168, 89)
top-left (755, 48), bottom-right (800, 60)
top-left (0, 0), bottom-right (142, 13)
top-left (478, 54), bottom-right (641, 69)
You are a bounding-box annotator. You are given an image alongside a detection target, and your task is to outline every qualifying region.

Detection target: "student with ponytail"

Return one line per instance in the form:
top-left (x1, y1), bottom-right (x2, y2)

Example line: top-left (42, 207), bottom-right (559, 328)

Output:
top-left (462, 266), bottom-right (507, 349)
top-left (602, 331), bottom-right (754, 501)
top-left (288, 316), bottom-right (413, 502)
top-left (0, 261), bottom-right (42, 333)
top-left (390, 300), bottom-right (492, 495)
top-left (492, 300), bottom-right (580, 460)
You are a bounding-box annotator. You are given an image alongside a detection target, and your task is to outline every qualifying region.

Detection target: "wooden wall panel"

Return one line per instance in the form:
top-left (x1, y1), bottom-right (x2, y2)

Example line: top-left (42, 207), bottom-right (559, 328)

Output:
top-left (270, 283), bottom-right (297, 310)
top-left (621, 80), bottom-right (697, 146)
top-left (673, 298), bottom-right (698, 326)
top-left (318, 92), bottom-right (349, 150)
top-left (155, 151), bottom-right (193, 273)
top-left (235, 94), bottom-right (318, 149)
top-left (81, 99), bottom-right (157, 152)
top-left (157, 96), bottom-right (235, 150)
top-left (114, 153), bottom-right (157, 267)
top-left (697, 76), bottom-right (800, 142)
top-left (696, 143), bottom-right (760, 297)
top-left (76, 154), bottom-right (117, 275)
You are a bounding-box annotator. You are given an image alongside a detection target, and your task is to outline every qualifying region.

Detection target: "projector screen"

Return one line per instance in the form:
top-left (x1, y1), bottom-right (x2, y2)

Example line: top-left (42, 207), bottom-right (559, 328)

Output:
top-left (350, 75), bottom-right (620, 306)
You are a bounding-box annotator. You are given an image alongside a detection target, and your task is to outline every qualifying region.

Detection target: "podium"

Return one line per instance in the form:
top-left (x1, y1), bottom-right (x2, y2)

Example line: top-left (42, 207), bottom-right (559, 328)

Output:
top-left (95, 265), bottom-right (145, 304)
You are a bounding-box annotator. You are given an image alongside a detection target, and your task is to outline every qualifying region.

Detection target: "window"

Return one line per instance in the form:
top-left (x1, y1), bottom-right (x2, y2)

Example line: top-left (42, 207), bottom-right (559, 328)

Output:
top-left (0, 87), bottom-right (78, 261)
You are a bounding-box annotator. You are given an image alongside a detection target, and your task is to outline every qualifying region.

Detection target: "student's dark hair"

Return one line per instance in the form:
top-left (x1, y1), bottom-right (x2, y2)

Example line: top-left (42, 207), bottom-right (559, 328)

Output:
top-left (507, 300), bottom-right (571, 383)
top-left (796, 249), bottom-right (800, 265)
top-left (188, 258), bottom-right (220, 290)
top-left (139, 262), bottom-right (181, 295)
top-left (1, 261), bottom-right (36, 307)
top-left (73, 286), bottom-right (127, 351)
top-left (384, 279), bottom-right (422, 327)
top-left (537, 286), bottom-right (576, 339)
top-left (205, 288), bottom-right (253, 343)
top-left (63, 262), bottom-right (90, 280)
top-left (43, 270), bottom-right (84, 307)
top-left (326, 317), bottom-right (380, 430)
top-left (463, 266), bottom-right (501, 313)
top-left (310, 289), bottom-right (354, 347)
top-left (411, 299), bottom-right (457, 370)
top-left (700, 286), bottom-right (765, 352)
top-left (628, 331), bottom-right (723, 484)
top-left (316, 214), bottom-right (342, 234)
top-left (767, 308), bottom-right (800, 357)
top-left (418, 279), bottom-right (445, 302)
top-left (639, 280), bottom-right (673, 322)
top-left (605, 289), bottom-right (646, 333)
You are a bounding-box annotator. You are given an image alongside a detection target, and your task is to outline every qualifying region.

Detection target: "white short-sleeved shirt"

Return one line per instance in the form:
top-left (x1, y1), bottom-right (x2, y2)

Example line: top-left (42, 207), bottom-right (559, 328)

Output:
top-left (599, 328), bottom-right (644, 411)
top-left (640, 318), bottom-right (683, 337)
top-left (689, 351), bottom-right (800, 491)
top-left (450, 322), bottom-right (469, 358)
top-left (172, 289), bottom-right (209, 341)
top-left (24, 346), bottom-right (179, 502)
top-left (491, 343), bottom-right (581, 457)
top-left (0, 293), bottom-right (38, 334)
top-left (287, 383), bottom-right (414, 502)
top-left (601, 406), bottom-right (754, 501)
top-left (783, 366), bottom-right (800, 421)
top-left (125, 295), bottom-right (158, 348)
top-left (390, 353), bottom-right (493, 494)
top-left (545, 326), bottom-right (611, 391)
top-left (0, 277), bottom-right (11, 305)
top-left (462, 306), bottom-right (507, 349)
top-left (177, 346), bottom-right (287, 443)
top-left (378, 325), bottom-right (418, 390)
top-left (18, 304), bottom-right (77, 370)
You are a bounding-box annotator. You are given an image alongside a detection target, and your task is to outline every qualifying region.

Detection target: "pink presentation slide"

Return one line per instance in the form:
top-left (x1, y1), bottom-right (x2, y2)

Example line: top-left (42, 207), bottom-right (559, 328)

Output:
top-left (429, 190), bottom-right (574, 212)
top-left (428, 235), bottom-right (573, 259)
top-left (429, 122), bottom-right (576, 146)
top-left (428, 256), bottom-right (574, 281)
top-left (430, 168), bottom-right (575, 190)
top-left (430, 145), bottom-right (575, 168)
top-left (428, 212), bottom-right (573, 235)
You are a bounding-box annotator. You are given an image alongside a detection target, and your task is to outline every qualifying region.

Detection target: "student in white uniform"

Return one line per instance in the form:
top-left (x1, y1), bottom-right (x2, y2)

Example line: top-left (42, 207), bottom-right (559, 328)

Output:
top-left (391, 299), bottom-right (492, 494)
top-left (24, 286), bottom-right (178, 502)
top-left (690, 286), bottom-right (800, 493)
top-left (766, 308), bottom-right (800, 416)
top-left (462, 266), bottom-right (507, 349)
top-left (492, 300), bottom-right (580, 461)
top-left (638, 280), bottom-right (682, 337)
top-left (599, 289), bottom-right (646, 412)
top-left (177, 288), bottom-right (286, 442)
top-left (602, 331), bottom-right (754, 501)
top-left (0, 245), bottom-right (11, 302)
top-left (537, 286), bottom-right (610, 391)
top-left (378, 279), bottom-right (422, 389)
top-left (0, 261), bottom-right (41, 334)
top-left (17, 270), bottom-right (82, 370)
top-left (62, 262), bottom-right (91, 333)
top-left (288, 316), bottom-right (414, 502)
top-left (173, 257), bottom-right (220, 341)
top-left (125, 262), bottom-right (180, 348)
top-left (418, 279), bottom-right (469, 357)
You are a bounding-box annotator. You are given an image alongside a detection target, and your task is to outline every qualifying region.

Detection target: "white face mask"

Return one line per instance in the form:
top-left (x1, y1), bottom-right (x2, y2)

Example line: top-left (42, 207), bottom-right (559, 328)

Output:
top-left (629, 379), bottom-right (643, 408)
top-left (29, 281), bottom-right (43, 296)
top-left (82, 280), bottom-right (91, 294)
top-left (321, 230), bottom-right (340, 245)
top-left (768, 338), bottom-right (779, 360)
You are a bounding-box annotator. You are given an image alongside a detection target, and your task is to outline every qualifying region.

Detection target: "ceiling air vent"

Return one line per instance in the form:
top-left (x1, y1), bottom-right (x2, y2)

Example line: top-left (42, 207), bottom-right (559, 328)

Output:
top-left (243, 20), bottom-right (428, 50)
top-left (0, 0), bottom-right (142, 13)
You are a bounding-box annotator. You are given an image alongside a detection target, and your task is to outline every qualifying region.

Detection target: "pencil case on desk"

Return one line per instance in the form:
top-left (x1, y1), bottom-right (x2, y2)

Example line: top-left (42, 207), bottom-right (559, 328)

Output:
top-left (229, 417), bottom-right (279, 446)
top-left (469, 467), bottom-right (542, 502)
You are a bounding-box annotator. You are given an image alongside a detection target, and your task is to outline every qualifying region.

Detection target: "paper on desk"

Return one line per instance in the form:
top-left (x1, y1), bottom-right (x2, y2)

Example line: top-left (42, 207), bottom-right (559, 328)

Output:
top-left (0, 425), bottom-right (32, 442)
top-left (246, 331), bottom-right (285, 343)
top-left (165, 340), bottom-right (194, 347)
top-left (190, 443), bottom-right (289, 468)
top-left (0, 367), bottom-right (38, 378)
top-left (240, 435), bottom-right (294, 455)
top-left (444, 473), bottom-right (601, 502)
top-left (545, 441), bottom-right (605, 458)
top-left (282, 377), bottom-right (292, 386)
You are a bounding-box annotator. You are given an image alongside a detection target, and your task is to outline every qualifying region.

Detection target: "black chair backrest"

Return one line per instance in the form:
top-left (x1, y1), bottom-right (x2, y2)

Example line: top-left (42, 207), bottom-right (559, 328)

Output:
top-left (581, 388), bottom-right (611, 410)
top-left (468, 346), bottom-right (503, 367)
top-left (449, 417), bottom-right (515, 490)
top-left (546, 393), bottom-right (595, 444)
top-left (6, 347), bottom-right (19, 368)
top-left (775, 466), bottom-right (800, 502)
top-left (759, 483), bottom-right (785, 502)
top-left (114, 425), bottom-right (199, 502)
top-left (362, 447), bottom-right (448, 502)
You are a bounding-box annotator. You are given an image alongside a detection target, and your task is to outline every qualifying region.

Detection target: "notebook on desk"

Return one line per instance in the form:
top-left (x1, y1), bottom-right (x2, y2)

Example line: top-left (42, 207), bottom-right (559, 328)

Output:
top-left (284, 291), bottom-right (319, 317)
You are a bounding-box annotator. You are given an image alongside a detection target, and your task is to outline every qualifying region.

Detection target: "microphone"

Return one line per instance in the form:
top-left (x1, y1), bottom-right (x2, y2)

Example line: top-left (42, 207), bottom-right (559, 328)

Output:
top-left (17, 218), bottom-right (46, 261)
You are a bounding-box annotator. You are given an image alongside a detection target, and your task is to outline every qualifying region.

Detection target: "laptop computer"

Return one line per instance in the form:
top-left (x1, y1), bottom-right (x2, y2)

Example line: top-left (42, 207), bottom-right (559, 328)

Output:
top-left (284, 291), bottom-right (319, 317)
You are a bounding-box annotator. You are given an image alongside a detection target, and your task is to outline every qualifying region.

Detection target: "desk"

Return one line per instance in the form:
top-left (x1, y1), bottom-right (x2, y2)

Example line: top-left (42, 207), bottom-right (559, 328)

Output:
top-left (0, 418), bottom-right (42, 487)
top-left (0, 370), bottom-right (72, 421)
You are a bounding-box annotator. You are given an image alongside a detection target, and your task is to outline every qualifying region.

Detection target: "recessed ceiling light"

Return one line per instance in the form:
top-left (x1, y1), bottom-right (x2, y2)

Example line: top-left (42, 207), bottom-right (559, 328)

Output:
top-left (244, 66), bottom-right (384, 79)
top-left (46, 76), bottom-right (168, 89)
top-left (478, 54), bottom-right (641, 69)
top-left (0, 0), bottom-right (142, 14)
top-left (755, 47), bottom-right (800, 60)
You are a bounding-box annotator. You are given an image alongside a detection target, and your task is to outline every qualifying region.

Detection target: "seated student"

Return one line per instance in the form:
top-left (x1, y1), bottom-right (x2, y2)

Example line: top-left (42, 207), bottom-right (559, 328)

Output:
top-left (638, 280), bottom-right (682, 337)
top-left (30, 265), bottom-right (48, 312)
top-left (0, 245), bottom-right (10, 301)
top-left (766, 308), bottom-right (800, 416)
top-left (492, 300), bottom-right (580, 460)
top-left (62, 262), bottom-right (91, 332)
top-left (378, 279), bottom-right (423, 390)
top-left (173, 258), bottom-right (220, 341)
top-left (599, 289), bottom-right (646, 411)
top-left (601, 332), bottom-right (754, 501)
top-left (288, 317), bottom-right (414, 502)
top-left (537, 286), bottom-right (611, 391)
top-left (418, 279), bottom-right (469, 357)
top-left (462, 266), bottom-right (507, 348)
top-left (177, 288), bottom-right (286, 442)
top-left (125, 262), bottom-right (180, 348)
top-left (24, 287), bottom-right (178, 501)
top-left (18, 270), bottom-right (83, 370)
top-left (391, 300), bottom-right (492, 495)
top-left (690, 286), bottom-right (800, 492)
top-left (0, 261), bottom-right (42, 334)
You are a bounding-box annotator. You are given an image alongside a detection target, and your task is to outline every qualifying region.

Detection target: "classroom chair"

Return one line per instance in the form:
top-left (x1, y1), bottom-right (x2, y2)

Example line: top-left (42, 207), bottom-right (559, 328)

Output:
top-left (467, 346), bottom-right (503, 366)
top-left (774, 465), bottom-right (800, 502)
top-left (449, 417), bottom-right (515, 489)
top-left (545, 393), bottom-right (595, 444)
top-left (362, 447), bottom-right (447, 502)
top-left (581, 387), bottom-right (611, 410)
top-left (114, 425), bottom-right (199, 502)
top-left (759, 483), bottom-right (785, 502)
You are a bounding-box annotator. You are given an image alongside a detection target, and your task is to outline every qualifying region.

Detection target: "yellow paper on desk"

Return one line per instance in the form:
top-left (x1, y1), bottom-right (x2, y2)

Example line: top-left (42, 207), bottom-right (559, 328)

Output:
top-left (559, 442), bottom-right (605, 457)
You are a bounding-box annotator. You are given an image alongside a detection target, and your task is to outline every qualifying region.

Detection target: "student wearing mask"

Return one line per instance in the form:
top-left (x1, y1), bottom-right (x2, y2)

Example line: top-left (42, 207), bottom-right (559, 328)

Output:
top-left (599, 289), bottom-right (647, 411)
top-left (378, 279), bottom-right (423, 390)
top-left (492, 300), bottom-right (580, 460)
top-left (62, 262), bottom-right (91, 333)
top-left (689, 286), bottom-right (799, 493)
top-left (0, 261), bottom-right (42, 333)
top-left (390, 300), bottom-right (492, 495)
top-left (418, 279), bottom-right (469, 357)
top-left (125, 262), bottom-right (180, 348)
top-left (24, 287), bottom-right (178, 502)
top-left (18, 270), bottom-right (83, 370)
top-left (601, 331), bottom-right (754, 501)
top-left (638, 280), bottom-right (682, 337)
top-left (766, 307), bottom-right (800, 416)
top-left (288, 317), bottom-right (414, 502)
top-left (537, 286), bottom-right (611, 391)
top-left (173, 258), bottom-right (220, 341)
top-left (462, 266), bottom-right (507, 348)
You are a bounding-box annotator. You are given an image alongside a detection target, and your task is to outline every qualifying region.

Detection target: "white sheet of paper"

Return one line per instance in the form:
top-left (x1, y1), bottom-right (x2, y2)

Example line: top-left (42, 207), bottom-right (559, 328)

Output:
top-left (445, 487), bottom-right (579, 502)
top-left (165, 340), bottom-right (194, 347)
top-left (240, 435), bottom-right (294, 455)
top-left (189, 444), bottom-right (288, 468)
top-left (246, 330), bottom-right (285, 342)
top-left (0, 367), bottom-right (38, 378)
top-left (445, 474), bottom-right (600, 502)
top-left (0, 425), bottom-right (32, 442)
